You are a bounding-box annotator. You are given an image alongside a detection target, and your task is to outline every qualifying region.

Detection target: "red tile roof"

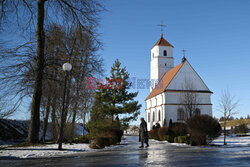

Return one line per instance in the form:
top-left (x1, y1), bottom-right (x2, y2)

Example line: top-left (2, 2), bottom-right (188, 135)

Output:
top-left (145, 62), bottom-right (184, 100)
top-left (153, 36), bottom-right (174, 48)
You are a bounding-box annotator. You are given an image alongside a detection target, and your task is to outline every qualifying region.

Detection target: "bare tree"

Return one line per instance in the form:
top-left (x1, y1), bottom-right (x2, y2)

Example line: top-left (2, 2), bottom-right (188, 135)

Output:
top-left (218, 90), bottom-right (239, 145)
top-left (179, 79), bottom-right (200, 120)
top-left (0, 96), bottom-right (18, 119)
top-left (0, 0), bottom-right (104, 144)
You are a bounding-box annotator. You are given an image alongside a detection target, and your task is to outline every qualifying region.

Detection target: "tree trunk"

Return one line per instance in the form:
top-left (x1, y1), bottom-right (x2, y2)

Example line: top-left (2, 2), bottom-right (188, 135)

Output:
top-left (83, 112), bottom-right (86, 136)
top-left (51, 96), bottom-right (57, 141)
top-left (41, 95), bottom-right (51, 143)
top-left (70, 104), bottom-right (77, 143)
top-left (63, 74), bottom-right (72, 124)
top-left (224, 115), bottom-right (227, 145)
top-left (70, 87), bottom-right (80, 142)
top-left (27, 0), bottom-right (45, 143)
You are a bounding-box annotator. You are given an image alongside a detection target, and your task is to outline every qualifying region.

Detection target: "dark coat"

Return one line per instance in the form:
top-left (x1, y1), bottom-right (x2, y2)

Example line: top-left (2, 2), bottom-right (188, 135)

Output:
top-left (139, 120), bottom-right (148, 143)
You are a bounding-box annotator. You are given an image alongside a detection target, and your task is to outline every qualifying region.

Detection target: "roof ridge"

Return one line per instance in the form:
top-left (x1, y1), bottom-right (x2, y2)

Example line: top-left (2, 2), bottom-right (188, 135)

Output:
top-left (153, 36), bottom-right (174, 48)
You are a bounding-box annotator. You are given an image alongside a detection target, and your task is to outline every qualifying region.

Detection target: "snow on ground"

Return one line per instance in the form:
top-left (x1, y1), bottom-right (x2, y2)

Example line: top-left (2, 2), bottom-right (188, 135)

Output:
top-left (0, 136), bottom-right (129, 159)
top-left (149, 135), bottom-right (250, 148)
top-left (212, 135), bottom-right (250, 147)
top-left (0, 143), bottom-right (92, 159)
top-left (1, 136), bottom-right (249, 159)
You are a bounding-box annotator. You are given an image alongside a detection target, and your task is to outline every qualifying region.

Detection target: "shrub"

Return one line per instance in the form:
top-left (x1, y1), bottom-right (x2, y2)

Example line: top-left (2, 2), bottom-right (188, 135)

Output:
top-left (162, 135), bottom-right (174, 143)
top-left (96, 136), bottom-right (106, 148)
top-left (232, 124), bottom-right (248, 134)
top-left (87, 116), bottom-right (123, 148)
top-left (172, 136), bottom-right (191, 144)
top-left (152, 123), bottom-right (161, 130)
top-left (105, 130), bottom-right (121, 144)
top-left (169, 119), bottom-right (173, 127)
top-left (170, 123), bottom-right (188, 137)
top-left (109, 136), bottom-right (119, 145)
top-left (185, 136), bottom-right (192, 145)
top-left (158, 127), bottom-right (169, 140)
top-left (239, 124), bottom-right (248, 133)
top-left (74, 135), bottom-right (90, 143)
top-left (148, 129), bottom-right (159, 140)
top-left (174, 137), bottom-right (178, 143)
top-left (158, 126), bottom-right (175, 140)
top-left (186, 115), bottom-right (221, 146)
top-left (177, 136), bottom-right (188, 143)
top-left (113, 129), bottom-right (124, 143)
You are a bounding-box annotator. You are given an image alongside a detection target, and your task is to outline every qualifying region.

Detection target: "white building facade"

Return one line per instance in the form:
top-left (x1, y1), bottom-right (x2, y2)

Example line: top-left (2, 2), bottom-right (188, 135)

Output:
top-left (145, 35), bottom-right (213, 131)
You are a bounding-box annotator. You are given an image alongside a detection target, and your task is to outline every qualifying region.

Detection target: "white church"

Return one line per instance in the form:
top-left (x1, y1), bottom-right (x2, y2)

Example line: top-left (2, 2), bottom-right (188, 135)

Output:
top-left (145, 33), bottom-right (213, 130)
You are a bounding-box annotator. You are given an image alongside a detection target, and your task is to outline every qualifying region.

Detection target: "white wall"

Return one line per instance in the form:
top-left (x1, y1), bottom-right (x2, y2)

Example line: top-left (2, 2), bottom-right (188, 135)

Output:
top-left (145, 93), bottom-right (165, 130)
top-left (150, 45), bottom-right (174, 91)
top-left (164, 92), bottom-right (212, 123)
top-left (146, 91), bottom-right (212, 131)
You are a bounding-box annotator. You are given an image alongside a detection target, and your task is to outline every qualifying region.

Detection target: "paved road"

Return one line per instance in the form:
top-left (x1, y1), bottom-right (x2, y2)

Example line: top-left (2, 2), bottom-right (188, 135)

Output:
top-left (1, 136), bottom-right (250, 167)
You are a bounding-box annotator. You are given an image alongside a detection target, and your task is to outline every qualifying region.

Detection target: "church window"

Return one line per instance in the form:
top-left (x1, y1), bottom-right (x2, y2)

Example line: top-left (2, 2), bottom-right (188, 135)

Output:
top-left (177, 108), bottom-right (184, 121)
top-left (164, 50), bottom-right (167, 56)
top-left (194, 108), bottom-right (200, 116)
top-left (152, 53), bottom-right (154, 58)
top-left (153, 111), bottom-right (155, 122)
top-left (148, 112), bottom-right (150, 122)
top-left (158, 110), bottom-right (161, 121)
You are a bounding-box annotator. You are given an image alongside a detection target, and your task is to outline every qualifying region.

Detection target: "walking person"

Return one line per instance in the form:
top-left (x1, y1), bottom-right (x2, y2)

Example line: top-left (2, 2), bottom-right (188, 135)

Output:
top-left (139, 117), bottom-right (149, 148)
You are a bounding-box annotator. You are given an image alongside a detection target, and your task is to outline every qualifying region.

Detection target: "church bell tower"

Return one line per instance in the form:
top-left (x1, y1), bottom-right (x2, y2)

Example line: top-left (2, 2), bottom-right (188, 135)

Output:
top-left (150, 33), bottom-right (174, 91)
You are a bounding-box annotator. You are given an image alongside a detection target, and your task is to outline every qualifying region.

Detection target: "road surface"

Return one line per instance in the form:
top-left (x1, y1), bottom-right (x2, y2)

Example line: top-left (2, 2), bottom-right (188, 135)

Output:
top-left (1, 136), bottom-right (250, 167)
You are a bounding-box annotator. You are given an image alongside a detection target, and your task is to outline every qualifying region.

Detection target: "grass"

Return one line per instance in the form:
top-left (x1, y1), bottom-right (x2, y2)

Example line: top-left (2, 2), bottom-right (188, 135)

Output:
top-left (220, 119), bottom-right (250, 127)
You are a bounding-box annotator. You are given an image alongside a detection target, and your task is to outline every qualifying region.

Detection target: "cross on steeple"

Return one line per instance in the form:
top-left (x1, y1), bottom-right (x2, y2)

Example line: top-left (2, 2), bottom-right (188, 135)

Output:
top-left (157, 23), bottom-right (166, 37)
top-left (182, 49), bottom-right (186, 57)
top-left (182, 49), bottom-right (187, 62)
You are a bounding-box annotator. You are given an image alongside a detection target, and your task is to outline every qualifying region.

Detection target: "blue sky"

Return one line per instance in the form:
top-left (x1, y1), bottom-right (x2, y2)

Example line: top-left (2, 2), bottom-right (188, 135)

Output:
top-left (99, 0), bottom-right (250, 124)
top-left (5, 0), bottom-right (250, 124)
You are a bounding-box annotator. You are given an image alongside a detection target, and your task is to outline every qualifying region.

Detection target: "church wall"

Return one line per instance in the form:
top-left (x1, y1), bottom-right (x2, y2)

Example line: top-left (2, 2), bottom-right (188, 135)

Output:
top-left (146, 82), bottom-right (212, 130)
top-left (145, 93), bottom-right (165, 130)
top-left (197, 105), bottom-right (213, 116)
top-left (164, 91), bottom-right (212, 124)
top-left (165, 92), bottom-right (212, 104)
top-left (165, 105), bottom-right (178, 125)
top-left (164, 104), bottom-right (212, 125)
top-left (146, 91), bottom-right (212, 130)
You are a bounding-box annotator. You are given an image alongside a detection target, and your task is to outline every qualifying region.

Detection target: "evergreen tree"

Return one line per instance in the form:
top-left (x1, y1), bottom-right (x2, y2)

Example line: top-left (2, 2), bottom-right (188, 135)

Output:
top-left (90, 59), bottom-right (141, 128)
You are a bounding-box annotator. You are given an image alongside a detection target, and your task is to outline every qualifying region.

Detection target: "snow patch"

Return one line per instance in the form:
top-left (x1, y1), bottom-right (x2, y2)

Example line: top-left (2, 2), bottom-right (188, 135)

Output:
top-left (0, 137), bottom-right (129, 159)
top-left (211, 136), bottom-right (250, 147)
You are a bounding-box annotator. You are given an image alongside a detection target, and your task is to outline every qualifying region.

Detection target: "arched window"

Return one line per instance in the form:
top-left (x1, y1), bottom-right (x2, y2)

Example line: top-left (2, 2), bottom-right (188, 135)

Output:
top-left (148, 112), bottom-right (150, 122)
top-left (153, 111), bottom-right (155, 122)
top-left (152, 53), bottom-right (154, 58)
top-left (158, 110), bottom-right (161, 121)
top-left (177, 108), bottom-right (184, 121)
top-left (194, 108), bottom-right (200, 115)
top-left (163, 50), bottom-right (167, 56)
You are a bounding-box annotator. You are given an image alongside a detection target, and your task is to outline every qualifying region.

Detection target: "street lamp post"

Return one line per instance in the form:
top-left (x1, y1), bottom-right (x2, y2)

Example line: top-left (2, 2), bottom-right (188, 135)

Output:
top-left (58, 62), bottom-right (72, 150)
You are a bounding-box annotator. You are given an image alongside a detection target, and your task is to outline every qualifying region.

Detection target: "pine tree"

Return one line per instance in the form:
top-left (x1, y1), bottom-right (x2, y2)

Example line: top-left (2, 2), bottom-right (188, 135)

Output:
top-left (90, 59), bottom-right (141, 127)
